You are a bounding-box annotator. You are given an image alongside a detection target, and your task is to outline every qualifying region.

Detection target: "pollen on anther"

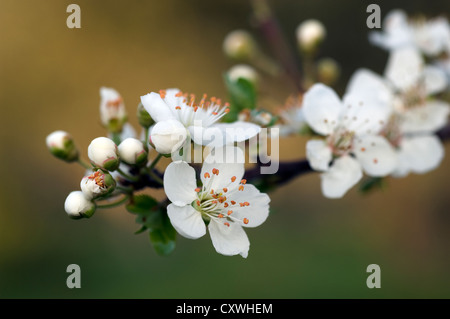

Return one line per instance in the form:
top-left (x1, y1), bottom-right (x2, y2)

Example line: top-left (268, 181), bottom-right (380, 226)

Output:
top-left (244, 202), bottom-right (250, 206)
top-left (240, 179), bottom-right (247, 184)
top-left (239, 185), bottom-right (244, 191)
top-left (231, 176), bottom-right (236, 182)
top-left (239, 203), bottom-right (245, 207)
top-left (204, 172), bottom-right (210, 178)
top-left (212, 168), bottom-right (219, 175)
top-left (223, 188), bottom-right (228, 193)
top-left (231, 200), bottom-right (236, 205)
top-left (243, 218), bottom-right (249, 225)
top-left (195, 187), bottom-right (201, 192)
top-left (224, 203), bottom-right (229, 208)
top-left (227, 210), bottom-right (233, 215)
top-left (218, 213), bottom-right (224, 218)
top-left (175, 106), bottom-right (181, 110)
top-left (224, 222), bottom-right (230, 227)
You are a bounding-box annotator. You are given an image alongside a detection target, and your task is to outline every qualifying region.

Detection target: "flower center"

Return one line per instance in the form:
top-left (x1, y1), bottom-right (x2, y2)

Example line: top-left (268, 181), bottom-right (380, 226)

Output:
top-left (160, 90), bottom-right (230, 128)
top-left (191, 168), bottom-right (250, 227)
top-left (398, 82), bottom-right (427, 111)
top-left (380, 115), bottom-right (403, 149)
top-left (327, 128), bottom-right (355, 157)
top-left (88, 171), bottom-right (105, 188)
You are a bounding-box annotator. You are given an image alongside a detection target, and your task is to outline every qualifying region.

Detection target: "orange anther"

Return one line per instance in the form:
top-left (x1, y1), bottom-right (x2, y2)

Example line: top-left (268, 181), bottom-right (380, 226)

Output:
top-left (223, 188), bottom-right (228, 193)
top-left (175, 106), bottom-right (181, 110)
top-left (231, 201), bottom-right (236, 205)
top-left (212, 168), bottom-right (219, 175)
top-left (224, 222), bottom-right (230, 227)
top-left (244, 202), bottom-right (250, 206)
top-left (224, 203), bottom-right (229, 208)
top-left (240, 179), bottom-right (247, 184)
top-left (195, 187), bottom-right (201, 192)
top-left (227, 210), bottom-right (233, 215)
top-left (239, 185), bottom-right (244, 191)
top-left (231, 176), bottom-right (236, 182)
top-left (204, 172), bottom-right (210, 178)
top-left (243, 218), bottom-right (249, 224)
top-left (218, 213), bottom-right (224, 218)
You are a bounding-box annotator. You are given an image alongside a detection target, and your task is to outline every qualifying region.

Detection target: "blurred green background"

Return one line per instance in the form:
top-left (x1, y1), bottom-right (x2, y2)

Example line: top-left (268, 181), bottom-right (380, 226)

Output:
top-left (0, 0), bottom-right (449, 298)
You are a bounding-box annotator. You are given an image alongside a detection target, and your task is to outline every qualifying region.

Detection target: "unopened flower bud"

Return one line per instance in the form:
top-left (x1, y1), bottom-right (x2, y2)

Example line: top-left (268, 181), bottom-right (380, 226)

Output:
top-left (118, 138), bottom-right (148, 165)
top-left (46, 130), bottom-right (79, 162)
top-left (228, 64), bottom-right (260, 89)
top-left (150, 120), bottom-right (187, 155)
top-left (137, 102), bottom-right (155, 128)
top-left (64, 191), bottom-right (96, 219)
top-left (223, 30), bottom-right (257, 60)
top-left (100, 87), bottom-right (128, 133)
top-left (296, 19), bottom-right (326, 53)
top-left (252, 109), bottom-right (275, 127)
top-left (80, 169), bottom-right (116, 200)
top-left (317, 58), bottom-right (340, 86)
top-left (88, 137), bottom-right (120, 171)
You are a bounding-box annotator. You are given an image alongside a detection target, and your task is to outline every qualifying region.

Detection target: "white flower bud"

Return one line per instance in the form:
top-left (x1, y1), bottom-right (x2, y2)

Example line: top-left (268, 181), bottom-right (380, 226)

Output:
top-left (317, 57), bottom-right (341, 86)
top-left (46, 130), bottom-right (79, 162)
top-left (223, 30), bottom-right (256, 60)
top-left (118, 138), bottom-right (148, 165)
top-left (100, 87), bottom-right (128, 133)
top-left (296, 19), bottom-right (326, 52)
top-left (80, 169), bottom-right (116, 200)
top-left (228, 64), bottom-right (260, 88)
top-left (88, 137), bottom-right (120, 171)
top-left (150, 120), bottom-right (188, 155)
top-left (64, 191), bottom-right (96, 219)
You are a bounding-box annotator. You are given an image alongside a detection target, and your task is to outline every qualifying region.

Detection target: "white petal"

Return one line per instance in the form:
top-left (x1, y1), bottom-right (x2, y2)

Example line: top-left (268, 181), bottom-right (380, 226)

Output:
top-left (353, 135), bottom-right (397, 176)
top-left (397, 135), bottom-right (444, 175)
top-left (423, 66), bottom-right (448, 95)
top-left (211, 121), bottom-right (261, 144)
top-left (385, 47), bottom-right (424, 92)
top-left (201, 146), bottom-right (245, 192)
top-left (306, 139), bottom-right (332, 171)
top-left (346, 68), bottom-right (393, 106)
top-left (140, 92), bottom-right (175, 123)
top-left (188, 125), bottom-right (226, 148)
top-left (401, 100), bottom-right (450, 133)
top-left (302, 83), bottom-right (342, 136)
top-left (228, 184), bottom-right (270, 228)
top-left (208, 219), bottom-right (250, 258)
top-left (167, 204), bottom-right (206, 239)
top-left (321, 156), bottom-right (363, 199)
top-left (151, 120), bottom-right (188, 154)
top-left (163, 161), bottom-right (198, 206)
top-left (341, 93), bottom-right (392, 135)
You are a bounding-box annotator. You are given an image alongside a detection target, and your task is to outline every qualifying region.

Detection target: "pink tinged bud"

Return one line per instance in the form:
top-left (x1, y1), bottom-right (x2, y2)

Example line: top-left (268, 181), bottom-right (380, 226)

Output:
top-left (64, 191), bottom-right (96, 219)
top-left (118, 138), bottom-right (148, 165)
top-left (99, 87), bottom-right (128, 133)
top-left (45, 130), bottom-right (79, 162)
top-left (87, 137), bottom-right (120, 171)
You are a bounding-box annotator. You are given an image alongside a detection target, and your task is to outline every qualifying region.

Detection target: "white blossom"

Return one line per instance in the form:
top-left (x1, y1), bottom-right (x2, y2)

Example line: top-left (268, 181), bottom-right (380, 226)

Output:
top-left (163, 147), bottom-right (270, 258)
top-left (87, 137), bottom-right (120, 171)
top-left (118, 137), bottom-right (147, 165)
top-left (64, 191), bottom-right (96, 219)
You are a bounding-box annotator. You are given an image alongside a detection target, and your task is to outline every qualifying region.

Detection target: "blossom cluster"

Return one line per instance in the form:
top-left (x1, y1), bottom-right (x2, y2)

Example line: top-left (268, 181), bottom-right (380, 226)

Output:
top-left (46, 8), bottom-right (450, 257)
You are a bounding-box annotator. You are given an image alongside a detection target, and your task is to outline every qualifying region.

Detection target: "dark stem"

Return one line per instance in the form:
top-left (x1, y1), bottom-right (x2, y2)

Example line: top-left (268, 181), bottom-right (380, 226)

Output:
top-left (250, 0), bottom-right (304, 93)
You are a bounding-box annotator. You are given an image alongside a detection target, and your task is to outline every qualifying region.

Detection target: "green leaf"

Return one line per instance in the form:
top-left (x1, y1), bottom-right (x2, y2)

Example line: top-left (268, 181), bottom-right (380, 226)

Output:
top-left (223, 74), bottom-right (257, 122)
top-left (125, 194), bottom-right (158, 215)
top-left (359, 177), bottom-right (386, 194)
top-left (149, 209), bottom-right (176, 256)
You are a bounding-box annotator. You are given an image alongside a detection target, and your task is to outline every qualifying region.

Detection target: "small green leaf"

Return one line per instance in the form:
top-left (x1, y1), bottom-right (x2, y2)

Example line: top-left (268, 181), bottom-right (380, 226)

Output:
top-left (125, 194), bottom-right (158, 215)
top-left (359, 177), bottom-right (386, 194)
top-left (149, 210), bottom-right (176, 256)
top-left (223, 74), bottom-right (257, 122)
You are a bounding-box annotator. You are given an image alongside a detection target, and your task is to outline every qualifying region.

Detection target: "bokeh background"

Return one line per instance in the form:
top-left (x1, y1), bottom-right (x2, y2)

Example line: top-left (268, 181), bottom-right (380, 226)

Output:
top-left (1, 0), bottom-right (449, 298)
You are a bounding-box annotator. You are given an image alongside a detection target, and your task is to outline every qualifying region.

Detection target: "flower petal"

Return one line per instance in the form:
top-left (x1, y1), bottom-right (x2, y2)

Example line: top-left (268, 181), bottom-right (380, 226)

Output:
top-left (228, 184), bottom-right (270, 228)
top-left (201, 146), bottom-right (245, 192)
top-left (167, 204), bottom-right (206, 239)
top-left (321, 156), bottom-right (363, 199)
top-left (423, 66), bottom-right (448, 96)
top-left (385, 47), bottom-right (423, 92)
top-left (346, 68), bottom-right (393, 106)
top-left (396, 134), bottom-right (444, 175)
top-left (353, 135), bottom-right (397, 176)
top-left (212, 121), bottom-right (261, 144)
top-left (208, 219), bottom-right (250, 258)
top-left (341, 93), bottom-right (392, 136)
top-left (400, 100), bottom-right (450, 133)
top-left (164, 161), bottom-right (197, 206)
top-left (140, 92), bottom-right (175, 123)
top-left (188, 125), bottom-right (226, 148)
top-left (306, 139), bottom-right (332, 171)
top-left (302, 83), bottom-right (343, 136)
